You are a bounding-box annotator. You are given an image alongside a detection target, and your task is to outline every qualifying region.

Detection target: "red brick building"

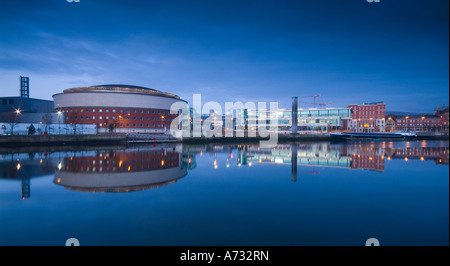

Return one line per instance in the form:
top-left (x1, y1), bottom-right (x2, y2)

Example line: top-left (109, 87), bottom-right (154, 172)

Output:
top-left (389, 106), bottom-right (449, 132)
top-left (347, 102), bottom-right (386, 132)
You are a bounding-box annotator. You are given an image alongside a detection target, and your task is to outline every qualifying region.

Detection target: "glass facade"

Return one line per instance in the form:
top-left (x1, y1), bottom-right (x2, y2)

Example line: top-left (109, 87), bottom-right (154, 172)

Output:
top-left (243, 108), bottom-right (352, 132)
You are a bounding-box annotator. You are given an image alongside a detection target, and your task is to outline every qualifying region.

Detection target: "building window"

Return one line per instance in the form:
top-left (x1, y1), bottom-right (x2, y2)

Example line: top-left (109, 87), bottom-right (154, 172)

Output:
top-left (93, 109), bottom-right (96, 112)
top-left (106, 109), bottom-right (109, 112)
top-left (99, 109), bottom-right (102, 112)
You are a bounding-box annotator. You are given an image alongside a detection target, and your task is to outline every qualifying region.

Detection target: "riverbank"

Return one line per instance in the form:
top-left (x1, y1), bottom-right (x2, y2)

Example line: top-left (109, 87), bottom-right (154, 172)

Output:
top-left (0, 132), bottom-right (447, 148)
top-left (182, 134), bottom-right (332, 144)
top-left (0, 134), bottom-right (127, 147)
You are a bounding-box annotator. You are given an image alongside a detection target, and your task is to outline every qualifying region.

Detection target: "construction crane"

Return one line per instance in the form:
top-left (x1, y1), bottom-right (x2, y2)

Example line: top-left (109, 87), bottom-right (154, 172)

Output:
top-left (299, 101), bottom-right (328, 108)
top-left (298, 95), bottom-right (330, 109)
top-left (299, 95), bottom-right (321, 106)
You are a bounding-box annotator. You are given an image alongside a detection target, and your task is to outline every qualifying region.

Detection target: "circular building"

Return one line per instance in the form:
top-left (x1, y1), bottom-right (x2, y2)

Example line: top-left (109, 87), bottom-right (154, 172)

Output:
top-left (52, 85), bottom-right (186, 133)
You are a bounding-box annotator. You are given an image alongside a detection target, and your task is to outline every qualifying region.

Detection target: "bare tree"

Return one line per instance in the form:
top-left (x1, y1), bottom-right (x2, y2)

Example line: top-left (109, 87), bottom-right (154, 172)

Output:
top-left (2, 112), bottom-right (22, 135)
top-left (67, 113), bottom-right (81, 134)
top-left (42, 113), bottom-right (53, 133)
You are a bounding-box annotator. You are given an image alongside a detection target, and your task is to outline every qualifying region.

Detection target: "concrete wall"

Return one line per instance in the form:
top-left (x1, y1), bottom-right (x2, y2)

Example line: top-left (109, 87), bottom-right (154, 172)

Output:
top-left (53, 92), bottom-right (186, 110)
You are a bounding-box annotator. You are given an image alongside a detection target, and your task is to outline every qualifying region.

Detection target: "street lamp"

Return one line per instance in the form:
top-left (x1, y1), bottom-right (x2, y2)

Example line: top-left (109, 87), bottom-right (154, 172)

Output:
top-left (57, 110), bottom-right (62, 135)
top-left (161, 115), bottom-right (165, 133)
top-left (405, 116), bottom-right (409, 131)
top-left (421, 116), bottom-right (425, 132)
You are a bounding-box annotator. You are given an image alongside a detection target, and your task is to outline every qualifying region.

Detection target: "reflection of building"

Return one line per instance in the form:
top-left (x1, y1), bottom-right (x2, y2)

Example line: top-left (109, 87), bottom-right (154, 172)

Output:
top-left (238, 143), bottom-right (352, 169)
top-left (52, 85), bottom-right (186, 134)
top-left (53, 145), bottom-right (194, 192)
top-left (236, 142), bottom-right (449, 173)
top-left (386, 147), bottom-right (449, 165)
top-left (346, 143), bottom-right (386, 171)
top-left (0, 153), bottom-right (58, 199)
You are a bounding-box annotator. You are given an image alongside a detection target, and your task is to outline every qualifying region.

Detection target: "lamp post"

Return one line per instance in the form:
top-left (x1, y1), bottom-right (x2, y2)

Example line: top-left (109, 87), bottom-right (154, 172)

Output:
top-left (160, 115), bottom-right (165, 133)
top-left (421, 116), bottom-right (425, 132)
top-left (405, 116), bottom-right (409, 132)
top-left (57, 110), bottom-right (62, 135)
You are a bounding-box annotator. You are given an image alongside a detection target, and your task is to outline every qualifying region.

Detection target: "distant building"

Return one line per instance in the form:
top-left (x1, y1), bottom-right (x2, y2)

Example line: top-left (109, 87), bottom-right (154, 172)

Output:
top-left (0, 76), bottom-right (56, 125)
top-left (20, 76), bottom-right (30, 98)
top-left (388, 106), bottom-right (449, 132)
top-left (347, 102), bottom-right (386, 132)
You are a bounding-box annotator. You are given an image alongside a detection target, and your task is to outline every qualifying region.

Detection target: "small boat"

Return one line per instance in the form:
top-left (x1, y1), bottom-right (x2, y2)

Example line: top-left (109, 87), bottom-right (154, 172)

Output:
top-left (330, 131), bottom-right (417, 140)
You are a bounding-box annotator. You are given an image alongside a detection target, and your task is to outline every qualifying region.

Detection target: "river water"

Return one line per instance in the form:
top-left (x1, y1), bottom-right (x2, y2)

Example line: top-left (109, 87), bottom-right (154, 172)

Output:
top-left (0, 140), bottom-right (448, 246)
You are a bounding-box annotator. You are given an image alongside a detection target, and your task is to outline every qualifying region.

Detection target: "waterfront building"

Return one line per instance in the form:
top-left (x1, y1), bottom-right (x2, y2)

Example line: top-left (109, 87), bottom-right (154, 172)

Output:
top-left (347, 102), bottom-right (386, 133)
top-left (52, 85), bottom-right (187, 134)
top-left (242, 107), bottom-right (352, 133)
top-left (388, 107), bottom-right (449, 132)
top-left (0, 76), bottom-right (57, 126)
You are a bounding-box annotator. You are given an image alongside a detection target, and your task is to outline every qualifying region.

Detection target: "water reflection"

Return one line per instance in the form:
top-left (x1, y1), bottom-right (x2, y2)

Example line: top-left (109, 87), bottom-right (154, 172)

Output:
top-left (0, 141), bottom-right (448, 198)
top-left (0, 152), bottom-right (58, 199)
top-left (234, 142), bottom-right (448, 176)
top-left (54, 144), bottom-right (195, 193)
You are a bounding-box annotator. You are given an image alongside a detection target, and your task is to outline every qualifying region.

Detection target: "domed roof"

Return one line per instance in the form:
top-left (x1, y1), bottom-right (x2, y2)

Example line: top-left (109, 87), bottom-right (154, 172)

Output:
top-left (63, 84), bottom-right (181, 99)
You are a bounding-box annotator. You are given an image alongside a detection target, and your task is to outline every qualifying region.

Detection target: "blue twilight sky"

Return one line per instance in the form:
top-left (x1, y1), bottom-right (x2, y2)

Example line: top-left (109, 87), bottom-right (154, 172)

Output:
top-left (0, 0), bottom-right (448, 113)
